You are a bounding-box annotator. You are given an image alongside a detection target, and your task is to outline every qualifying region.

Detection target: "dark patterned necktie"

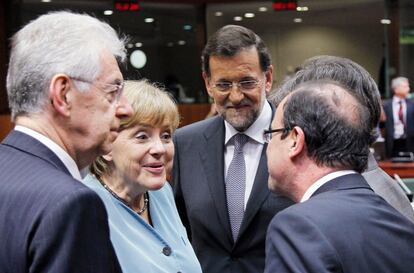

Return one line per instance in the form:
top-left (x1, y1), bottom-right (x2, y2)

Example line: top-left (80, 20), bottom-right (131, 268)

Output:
top-left (226, 133), bottom-right (249, 241)
top-left (398, 100), bottom-right (406, 136)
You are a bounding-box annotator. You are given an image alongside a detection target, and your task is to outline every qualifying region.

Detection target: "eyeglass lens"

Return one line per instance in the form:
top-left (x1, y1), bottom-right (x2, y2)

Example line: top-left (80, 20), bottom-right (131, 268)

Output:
top-left (214, 80), bottom-right (260, 92)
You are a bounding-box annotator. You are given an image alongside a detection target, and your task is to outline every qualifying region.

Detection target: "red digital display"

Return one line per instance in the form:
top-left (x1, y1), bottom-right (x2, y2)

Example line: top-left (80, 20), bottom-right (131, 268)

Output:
top-left (272, 0), bottom-right (298, 11)
top-left (115, 1), bottom-right (140, 11)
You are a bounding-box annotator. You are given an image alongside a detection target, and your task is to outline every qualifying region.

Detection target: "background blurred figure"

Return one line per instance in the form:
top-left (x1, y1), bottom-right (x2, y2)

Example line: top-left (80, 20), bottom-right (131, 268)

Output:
top-left (172, 24), bottom-right (293, 273)
top-left (383, 76), bottom-right (414, 157)
top-left (0, 11), bottom-right (132, 272)
top-left (84, 80), bottom-right (202, 273)
top-left (265, 81), bottom-right (414, 273)
top-left (272, 55), bottom-right (414, 223)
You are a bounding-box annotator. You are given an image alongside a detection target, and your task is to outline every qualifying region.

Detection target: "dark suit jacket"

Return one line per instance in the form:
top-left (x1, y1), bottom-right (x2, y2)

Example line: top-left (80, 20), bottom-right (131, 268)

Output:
top-left (265, 173), bottom-right (414, 273)
top-left (383, 98), bottom-right (414, 157)
top-left (363, 153), bottom-right (414, 223)
top-left (0, 130), bottom-right (121, 273)
top-left (172, 114), bottom-right (293, 273)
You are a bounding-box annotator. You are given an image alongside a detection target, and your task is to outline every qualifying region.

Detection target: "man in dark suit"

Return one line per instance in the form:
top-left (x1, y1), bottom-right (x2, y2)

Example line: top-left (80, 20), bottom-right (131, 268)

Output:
top-left (172, 25), bottom-right (293, 272)
top-left (265, 80), bottom-right (414, 273)
top-left (0, 11), bottom-right (133, 273)
top-left (383, 76), bottom-right (414, 157)
top-left (272, 56), bottom-right (414, 222)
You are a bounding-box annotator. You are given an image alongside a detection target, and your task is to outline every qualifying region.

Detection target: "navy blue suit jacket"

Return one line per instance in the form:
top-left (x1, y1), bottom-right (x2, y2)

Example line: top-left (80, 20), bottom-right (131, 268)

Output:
top-left (0, 130), bottom-right (121, 273)
top-left (172, 113), bottom-right (293, 273)
top-left (383, 98), bottom-right (414, 156)
top-left (265, 174), bottom-right (414, 273)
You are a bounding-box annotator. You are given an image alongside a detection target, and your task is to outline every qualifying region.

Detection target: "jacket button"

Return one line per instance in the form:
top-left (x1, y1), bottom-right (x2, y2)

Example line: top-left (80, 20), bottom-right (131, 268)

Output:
top-left (162, 246), bottom-right (172, 256)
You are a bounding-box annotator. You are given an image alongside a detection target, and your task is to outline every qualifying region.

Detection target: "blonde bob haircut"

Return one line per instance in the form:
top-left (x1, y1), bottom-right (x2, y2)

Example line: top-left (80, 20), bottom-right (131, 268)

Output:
top-left (91, 79), bottom-right (180, 179)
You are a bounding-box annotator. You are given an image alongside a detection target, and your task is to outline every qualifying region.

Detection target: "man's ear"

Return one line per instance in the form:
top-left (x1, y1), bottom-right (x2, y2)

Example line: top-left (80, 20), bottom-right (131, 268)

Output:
top-left (49, 74), bottom-right (73, 117)
top-left (288, 126), bottom-right (305, 159)
top-left (102, 152), bottom-right (113, 162)
top-left (265, 65), bottom-right (273, 95)
top-left (202, 72), bottom-right (214, 98)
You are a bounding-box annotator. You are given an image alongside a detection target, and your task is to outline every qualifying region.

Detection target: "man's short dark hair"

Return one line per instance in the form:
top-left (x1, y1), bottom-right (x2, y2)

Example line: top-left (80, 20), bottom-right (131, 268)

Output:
top-left (270, 55), bottom-right (381, 144)
top-left (281, 81), bottom-right (371, 173)
top-left (201, 25), bottom-right (271, 77)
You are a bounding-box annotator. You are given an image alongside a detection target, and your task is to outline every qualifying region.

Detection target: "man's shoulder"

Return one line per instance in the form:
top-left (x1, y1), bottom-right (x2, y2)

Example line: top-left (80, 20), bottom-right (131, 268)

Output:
top-left (274, 189), bottom-right (363, 223)
top-left (362, 163), bottom-right (414, 222)
top-left (0, 145), bottom-right (95, 204)
top-left (175, 116), bottom-right (223, 138)
top-left (383, 99), bottom-right (393, 108)
top-left (362, 163), bottom-right (394, 187)
top-left (362, 160), bottom-right (405, 195)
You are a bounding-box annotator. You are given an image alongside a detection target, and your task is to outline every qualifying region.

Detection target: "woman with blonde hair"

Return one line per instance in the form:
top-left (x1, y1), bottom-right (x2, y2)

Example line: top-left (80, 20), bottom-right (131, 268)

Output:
top-left (83, 80), bottom-right (201, 273)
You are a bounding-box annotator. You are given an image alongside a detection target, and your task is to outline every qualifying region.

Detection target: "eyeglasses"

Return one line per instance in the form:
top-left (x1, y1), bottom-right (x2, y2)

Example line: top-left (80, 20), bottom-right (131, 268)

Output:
top-left (263, 127), bottom-right (292, 143)
top-left (70, 77), bottom-right (124, 104)
top-left (211, 79), bottom-right (261, 92)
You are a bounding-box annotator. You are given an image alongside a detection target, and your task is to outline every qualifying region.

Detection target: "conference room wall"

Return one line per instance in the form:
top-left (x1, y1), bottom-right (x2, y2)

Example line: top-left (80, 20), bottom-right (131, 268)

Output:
top-left (261, 24), bottom-right (383, 87)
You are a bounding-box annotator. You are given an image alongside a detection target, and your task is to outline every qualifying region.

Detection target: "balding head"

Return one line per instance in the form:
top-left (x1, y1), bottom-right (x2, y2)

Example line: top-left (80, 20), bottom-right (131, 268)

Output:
top-left (280, 80), bottom-right (371, 172)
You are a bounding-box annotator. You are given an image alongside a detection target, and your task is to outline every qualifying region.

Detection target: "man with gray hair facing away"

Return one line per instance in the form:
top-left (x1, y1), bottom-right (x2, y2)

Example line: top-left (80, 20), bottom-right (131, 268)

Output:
top-left (265, 80), bottom-right (414, 272)
top-left (0, 11), bottom-right (133, 272)
top-left (271, 55), bottom-right (414, 223)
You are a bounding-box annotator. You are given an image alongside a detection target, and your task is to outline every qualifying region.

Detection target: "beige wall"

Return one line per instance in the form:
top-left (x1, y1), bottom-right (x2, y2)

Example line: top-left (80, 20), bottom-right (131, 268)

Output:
top-left (260, 24), bottom-right (384, 87)
top-left (206, 1), bottom-right (385, 91)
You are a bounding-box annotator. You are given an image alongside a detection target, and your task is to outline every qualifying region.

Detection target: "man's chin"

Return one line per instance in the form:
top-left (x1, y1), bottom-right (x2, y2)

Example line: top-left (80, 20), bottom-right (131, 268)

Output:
top-left (223, 109), bottom-right (257, 131)
top-left (99, 138), bottom-right (115, 156)
top-left (226, 117), bottom-right (254, 132)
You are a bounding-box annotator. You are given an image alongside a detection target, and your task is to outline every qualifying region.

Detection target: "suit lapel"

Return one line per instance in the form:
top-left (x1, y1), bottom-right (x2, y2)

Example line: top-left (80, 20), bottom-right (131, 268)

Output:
top-left (2, 130), bottom-right (71, 176)
top-left (239, 143), bottom-right (270, 236)
top-left (199, 117), bottom-right (233, 243)
top-left (238, 102), bottom-right (275, 240)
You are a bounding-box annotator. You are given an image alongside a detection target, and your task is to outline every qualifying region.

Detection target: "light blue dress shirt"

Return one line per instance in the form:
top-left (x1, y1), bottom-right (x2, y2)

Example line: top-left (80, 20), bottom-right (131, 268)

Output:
top-left (83, 174), bottom-right (202, 273)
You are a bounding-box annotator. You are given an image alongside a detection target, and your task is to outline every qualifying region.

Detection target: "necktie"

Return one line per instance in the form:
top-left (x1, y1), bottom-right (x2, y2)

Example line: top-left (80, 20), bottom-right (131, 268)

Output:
top-left (226, 133), bottom-right (249, 241)
top-left (398, 100), bottom-right (406, 136)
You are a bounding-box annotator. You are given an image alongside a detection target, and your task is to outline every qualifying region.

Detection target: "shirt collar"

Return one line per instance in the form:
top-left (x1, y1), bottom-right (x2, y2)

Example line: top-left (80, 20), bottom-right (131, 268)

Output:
top-left (224, 100), bottom-right (272, 145)
top-left (15, 125), bottom-right (83, 181)
top-left (300, 170), bottom-right (357, 202)
top-left (393, 96), bottom-right (406, 104)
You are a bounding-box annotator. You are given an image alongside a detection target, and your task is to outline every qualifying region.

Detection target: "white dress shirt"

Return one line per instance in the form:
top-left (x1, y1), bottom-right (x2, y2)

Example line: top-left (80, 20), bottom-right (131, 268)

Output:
top-left (392, 96), bottom-right (406, 139)
top-left (300, 170), bottom-right (357, 203)
top-left (15, 125), bottom-right (82, 181)
top-left (224, 101), bottom-right (272, 209)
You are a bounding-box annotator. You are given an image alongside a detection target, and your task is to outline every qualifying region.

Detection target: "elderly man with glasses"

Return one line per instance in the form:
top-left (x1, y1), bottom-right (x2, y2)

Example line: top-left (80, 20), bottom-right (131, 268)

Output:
top-left (0, 11), bottom-right (132, 273)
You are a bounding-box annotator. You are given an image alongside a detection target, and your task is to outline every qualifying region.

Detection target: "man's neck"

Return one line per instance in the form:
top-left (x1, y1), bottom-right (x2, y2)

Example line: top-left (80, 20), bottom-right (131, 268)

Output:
top-left (290, 162), bottom-right (339, 202)
top-left (15, 115), bottom-right (77, 165)
top-left (15, 115), bottom-right (62, 145)
top-left (394, 94), bottom-right (406, 100)
top-left (14, 116), bottom-right (84, 180)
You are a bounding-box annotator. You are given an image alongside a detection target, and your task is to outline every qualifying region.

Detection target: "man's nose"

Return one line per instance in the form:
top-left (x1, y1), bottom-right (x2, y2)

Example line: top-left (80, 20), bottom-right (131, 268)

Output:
top-left (228, 85), bottom-right (244, 103)
top-left (115, 94), bottom-right (133, 118)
